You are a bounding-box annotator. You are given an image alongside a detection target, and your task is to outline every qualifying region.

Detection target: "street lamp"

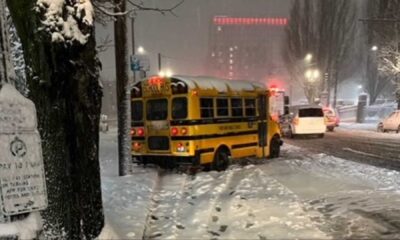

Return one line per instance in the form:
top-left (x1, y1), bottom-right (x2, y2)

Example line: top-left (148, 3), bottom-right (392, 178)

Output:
top-left (305, 69), bottom-right (320, 82)
top-left (137, 46), bottom-right (145, 54)
top-left (305, 53), bottom-right (313, 62)
top-left (371, 45), bottom-right (378, 51)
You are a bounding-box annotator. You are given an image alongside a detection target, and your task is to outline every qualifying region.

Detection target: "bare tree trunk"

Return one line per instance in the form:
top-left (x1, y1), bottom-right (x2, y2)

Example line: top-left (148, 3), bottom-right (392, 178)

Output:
top-left (7, 1), bottom-right (104, 238)
top-left (0, 3), bottom-right (10, 84)
top-left (114, 0), bottom-right (131, 176)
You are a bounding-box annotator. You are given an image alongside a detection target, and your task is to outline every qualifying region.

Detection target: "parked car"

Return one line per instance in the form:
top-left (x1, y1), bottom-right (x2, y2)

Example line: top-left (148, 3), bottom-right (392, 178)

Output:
top-left (323, 107), bottom-right (340, 131)
top-left (377, 110), bottom-right (400, 133)
top-left (281, 105), bottom-right (326, 138)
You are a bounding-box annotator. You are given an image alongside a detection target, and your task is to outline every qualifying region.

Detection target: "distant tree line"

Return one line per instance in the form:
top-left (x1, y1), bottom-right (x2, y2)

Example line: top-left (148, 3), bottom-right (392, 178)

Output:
top-left (364, 0), bottom-right (400, 108)
top-left (283, 0), bottom-right (357, 106)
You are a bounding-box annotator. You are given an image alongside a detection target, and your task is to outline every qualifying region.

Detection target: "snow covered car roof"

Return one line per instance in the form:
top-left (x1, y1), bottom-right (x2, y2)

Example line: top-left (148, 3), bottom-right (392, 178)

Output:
top-left (172, 75), bottom-right (265, 92)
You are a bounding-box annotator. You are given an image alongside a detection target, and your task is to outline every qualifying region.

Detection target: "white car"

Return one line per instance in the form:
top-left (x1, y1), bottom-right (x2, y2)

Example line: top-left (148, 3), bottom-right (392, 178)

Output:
top-left (281, 105), bottom-right (326, 138)
top-left (377, 110), bottom-right (400, 133)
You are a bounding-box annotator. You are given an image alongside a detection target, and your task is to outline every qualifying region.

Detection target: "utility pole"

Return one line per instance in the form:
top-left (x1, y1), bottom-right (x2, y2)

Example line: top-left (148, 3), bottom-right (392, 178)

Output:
top-left (158, 53), bottom-right (162, 72)
top-left (114, 0), bottom-right (131, 176)
top-left (131, 16), bottom-right (136, 83)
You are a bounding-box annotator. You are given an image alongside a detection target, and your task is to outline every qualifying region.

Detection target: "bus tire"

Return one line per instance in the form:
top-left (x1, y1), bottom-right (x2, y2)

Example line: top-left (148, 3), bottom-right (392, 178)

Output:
top-left (212, 148), bottom-right (230, 171)
top-left (269, 135), bottom-right (281, 158)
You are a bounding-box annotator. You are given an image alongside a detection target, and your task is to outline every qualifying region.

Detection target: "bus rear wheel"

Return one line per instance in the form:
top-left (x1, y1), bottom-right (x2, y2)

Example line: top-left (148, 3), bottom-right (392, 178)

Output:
top-left (269, 136), bottom-right (281, 158)
top-left (212, 149), bottom-right (230, 171)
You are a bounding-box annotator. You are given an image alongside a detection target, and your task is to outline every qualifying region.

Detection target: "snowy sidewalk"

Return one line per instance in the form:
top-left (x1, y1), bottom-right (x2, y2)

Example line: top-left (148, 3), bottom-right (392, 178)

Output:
top-left (338, 122), bottom-right (378, 132)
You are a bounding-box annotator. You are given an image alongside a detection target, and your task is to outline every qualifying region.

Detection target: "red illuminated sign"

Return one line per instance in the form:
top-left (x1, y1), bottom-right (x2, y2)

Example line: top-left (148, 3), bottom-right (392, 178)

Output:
top-left (213, 17), bottom-right (288, 26)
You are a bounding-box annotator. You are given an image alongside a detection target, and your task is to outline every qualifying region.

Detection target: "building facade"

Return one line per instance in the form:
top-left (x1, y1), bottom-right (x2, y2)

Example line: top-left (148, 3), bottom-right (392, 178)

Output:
top-left (206, 16), bottom-right (288, 85)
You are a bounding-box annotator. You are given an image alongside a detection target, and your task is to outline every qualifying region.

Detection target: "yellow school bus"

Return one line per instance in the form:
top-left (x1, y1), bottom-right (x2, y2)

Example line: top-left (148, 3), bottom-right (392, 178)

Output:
top-left (131, 75), bottom-right (282, 170)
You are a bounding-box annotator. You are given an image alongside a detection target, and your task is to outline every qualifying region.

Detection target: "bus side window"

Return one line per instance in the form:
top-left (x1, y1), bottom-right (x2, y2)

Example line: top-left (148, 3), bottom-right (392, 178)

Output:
top-left (231, 98), bottom-right (243, 117)
top-left (245, 99), bottom-right (256, 116)
top-left (217, 98), bottom-right (229, 117)
top-left (200, 98), bottom-right (214, 118)
top-left (172, 97), bottom-right (188, 119)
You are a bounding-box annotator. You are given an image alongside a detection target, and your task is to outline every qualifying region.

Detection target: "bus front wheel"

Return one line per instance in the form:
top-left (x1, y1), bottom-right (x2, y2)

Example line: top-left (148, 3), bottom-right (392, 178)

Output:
top-left (213, 148), bottom-right (230, 171)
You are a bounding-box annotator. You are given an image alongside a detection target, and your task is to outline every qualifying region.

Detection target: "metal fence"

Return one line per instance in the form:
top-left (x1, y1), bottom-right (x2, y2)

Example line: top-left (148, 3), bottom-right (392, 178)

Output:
top-left (338, 103), bottom-right (396, 123)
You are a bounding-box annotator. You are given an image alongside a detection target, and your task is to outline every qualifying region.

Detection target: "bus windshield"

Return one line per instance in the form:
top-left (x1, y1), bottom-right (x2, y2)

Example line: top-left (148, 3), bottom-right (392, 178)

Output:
top-left (146, 99), bottom-right (168, 120)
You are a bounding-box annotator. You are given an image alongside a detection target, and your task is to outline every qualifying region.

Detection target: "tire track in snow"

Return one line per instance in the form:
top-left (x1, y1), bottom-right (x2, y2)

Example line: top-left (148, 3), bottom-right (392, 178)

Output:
top-left (141, 168), bottom-right (191, 239)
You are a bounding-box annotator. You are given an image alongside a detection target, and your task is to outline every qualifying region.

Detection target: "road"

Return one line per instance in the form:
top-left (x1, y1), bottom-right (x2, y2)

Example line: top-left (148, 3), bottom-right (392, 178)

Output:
top-left (139, 145), bottom-right (400, 239)
top-left (285, 128), bottom-right (400, 170)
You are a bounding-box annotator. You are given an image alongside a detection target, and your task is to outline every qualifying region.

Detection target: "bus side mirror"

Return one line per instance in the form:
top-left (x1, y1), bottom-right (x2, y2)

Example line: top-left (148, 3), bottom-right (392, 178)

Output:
top-left (284, 96), bottom-right (290, 105)
top-left (284, 106), bottom-right (290, 115)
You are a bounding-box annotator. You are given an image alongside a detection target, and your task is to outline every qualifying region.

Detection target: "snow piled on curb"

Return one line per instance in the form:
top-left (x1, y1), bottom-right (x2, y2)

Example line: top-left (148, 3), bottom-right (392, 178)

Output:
top-left (100, 168), bottom-right (158, 239)
top-left (0, 212), bottom-right (42, 239)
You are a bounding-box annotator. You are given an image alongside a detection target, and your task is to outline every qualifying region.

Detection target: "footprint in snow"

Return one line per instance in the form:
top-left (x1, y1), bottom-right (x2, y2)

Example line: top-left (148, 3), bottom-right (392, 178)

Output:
top-left (148, 232), bottom-right (162, 239)
top-left (219, 225), bottom-right (228, 232)
top-left (245, 222), bottom-right (254, 228)
top-left (207, 230), bottom-right (220, 236)
top-left (258, 234), bottom-right (267, 240)
top-left (212, 216), bottom-right (219, 222)
top-left (176, 224), bottom-right (185, 230)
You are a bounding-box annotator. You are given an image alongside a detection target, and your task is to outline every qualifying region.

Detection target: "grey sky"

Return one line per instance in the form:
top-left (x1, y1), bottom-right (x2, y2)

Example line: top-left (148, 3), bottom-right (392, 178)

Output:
top-left (96, 0), bottom-right (291, 81)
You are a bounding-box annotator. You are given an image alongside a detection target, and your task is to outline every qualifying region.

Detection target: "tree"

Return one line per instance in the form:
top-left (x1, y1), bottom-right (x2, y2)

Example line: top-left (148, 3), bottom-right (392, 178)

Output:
top-left (0, 1), bottom-right (13, 86)
top-left (363, 0), bottom-right (400, 108)
top-left (283, 0), bottom-right (357, 105)
top-left (7, 0), bottom-right (104, 239)
top-left (5, 6), bottom-right (28, 95)
top-left (378, 40), bottom-right (400, 109)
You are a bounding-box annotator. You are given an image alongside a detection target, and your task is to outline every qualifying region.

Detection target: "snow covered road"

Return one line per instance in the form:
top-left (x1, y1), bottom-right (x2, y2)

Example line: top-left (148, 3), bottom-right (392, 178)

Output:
top-left (286, 127), bottom-right (400, 170)
top-left (99, 130), bottom-right (400, 239)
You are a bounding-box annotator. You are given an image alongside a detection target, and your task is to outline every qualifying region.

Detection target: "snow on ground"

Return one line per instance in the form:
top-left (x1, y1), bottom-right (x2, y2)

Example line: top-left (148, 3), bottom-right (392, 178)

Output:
top-left (339, 122), bottom-right (378, 131)
top-left (99, 129), bottom-right (158, 239)
top-left (99, 129), bottom-right (400, 239)
top-left (0, 212), bottom-right (42, 239)
top-left (337, 123), bottom-right (400, 140)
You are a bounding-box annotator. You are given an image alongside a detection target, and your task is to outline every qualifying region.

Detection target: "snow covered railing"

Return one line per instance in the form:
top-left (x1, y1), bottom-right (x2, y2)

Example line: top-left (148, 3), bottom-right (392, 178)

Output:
top-left (337, 105), bottom-right (357, 122)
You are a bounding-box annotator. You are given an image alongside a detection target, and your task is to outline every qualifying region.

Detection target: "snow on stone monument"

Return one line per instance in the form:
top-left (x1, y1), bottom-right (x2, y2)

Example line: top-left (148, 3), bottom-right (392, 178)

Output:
top-left (0, 84), bottom-right (47, 216)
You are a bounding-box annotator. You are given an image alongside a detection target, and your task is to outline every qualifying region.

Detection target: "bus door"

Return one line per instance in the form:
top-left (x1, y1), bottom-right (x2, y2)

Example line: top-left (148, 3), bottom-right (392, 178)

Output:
top-left (258, 94), bottom-right (268, 158)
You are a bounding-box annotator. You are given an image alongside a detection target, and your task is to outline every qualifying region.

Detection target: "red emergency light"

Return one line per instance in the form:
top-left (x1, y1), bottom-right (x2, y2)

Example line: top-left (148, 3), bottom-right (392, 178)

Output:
top-left (214, 17), bottom-right (288, 26)
top-left (148, 76), bottom-right (165, 86)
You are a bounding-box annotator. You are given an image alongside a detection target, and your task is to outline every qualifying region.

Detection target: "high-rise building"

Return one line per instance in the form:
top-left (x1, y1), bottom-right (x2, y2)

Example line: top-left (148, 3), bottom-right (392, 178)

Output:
top-left (206, 16), bottom-right (288, 84)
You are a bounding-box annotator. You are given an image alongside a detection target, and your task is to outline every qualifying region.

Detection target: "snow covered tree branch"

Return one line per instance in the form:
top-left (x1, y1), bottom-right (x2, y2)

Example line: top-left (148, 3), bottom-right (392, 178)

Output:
top-left (92, 0), bottom-right (184, 20)
top-left (35, 0), bottom-right (95, 44)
